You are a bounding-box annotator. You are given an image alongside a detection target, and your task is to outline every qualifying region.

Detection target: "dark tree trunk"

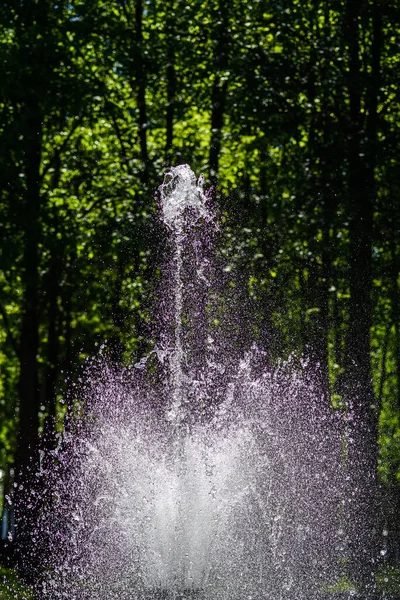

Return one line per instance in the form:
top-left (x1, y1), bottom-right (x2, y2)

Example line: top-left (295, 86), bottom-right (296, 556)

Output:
top-left (14, 99), bottom-right (43, 578)
top-left (302, 8), bottom-right (334, 403)
top-left (305, 253), bottom-right (331, 399)
top-left (390, 220), bottom-right (400, 413)
top-left (344, 0), bottom-right (376, 419)
top-left (209, 76), bottom-right (228, 183)
top-left (208, 0), bottom-right (229, 184)
top-left (42, 256), bottom-right (61, 452)
top-left (165, 6), bottom-right (176, 161)
top-left (258, 146), bottom-right (269, 221)
top-left (134, 0), bottom-right (149, 184)
top-left (15, 121), bottom-right (42, 468)
top-left (343, 0), bottom-right (383, 589)
top-left (61, 282), bottom-right (75, 429)
top-left (9, 0), bottom-right (50, 577)
top-left (109, 249), bottom-right (126, 365)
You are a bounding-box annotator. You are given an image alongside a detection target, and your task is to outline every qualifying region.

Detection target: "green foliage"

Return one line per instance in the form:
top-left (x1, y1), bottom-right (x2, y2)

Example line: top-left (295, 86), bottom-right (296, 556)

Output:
top-left (323, 575), bottom-right (358, 595)
top-left (376, 565), bottom-right (400, 595)
top-left (0, 568), bottom-right (34, 600)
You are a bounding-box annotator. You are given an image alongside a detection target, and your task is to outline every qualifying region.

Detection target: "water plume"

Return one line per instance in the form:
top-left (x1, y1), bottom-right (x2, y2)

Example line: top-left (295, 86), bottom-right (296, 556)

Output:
top-left (37, 165), bottom-right (344, 600)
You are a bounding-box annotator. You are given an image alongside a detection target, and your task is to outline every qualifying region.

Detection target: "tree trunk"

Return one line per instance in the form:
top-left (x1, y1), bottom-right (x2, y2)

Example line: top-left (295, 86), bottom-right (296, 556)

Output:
top-left (165, 6), bottom-right (176, 162)
top-left (208, 0), bottom-right (229, 184)
top-left (343, 0), bottom-right (383, 589)
top-left (42, 255), bottom-right (61, 452)
top-left (134, 0), bottom-right (149, 184)
top-left (209, 76), bottom-right (228, 183)
top-left (109, 249), bottom-right (126, 364)
top-left (390, 232), bottom-right (400, 413)
top-left (14, 99), bottom-right (43, 578)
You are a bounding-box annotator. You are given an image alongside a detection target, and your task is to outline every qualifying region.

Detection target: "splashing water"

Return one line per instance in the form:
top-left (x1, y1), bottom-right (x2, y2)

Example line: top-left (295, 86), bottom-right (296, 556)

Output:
top-left (37, 166), bottom-right (344, 600)
top-left (160, 165), bottom-right (208, 231)
top-left (159, 165), bottom-right (210, 423)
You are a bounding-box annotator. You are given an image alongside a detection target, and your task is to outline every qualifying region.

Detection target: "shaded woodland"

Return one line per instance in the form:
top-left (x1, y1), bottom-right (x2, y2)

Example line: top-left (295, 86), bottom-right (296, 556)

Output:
top-left (0, 0), bottom-right (400, 591)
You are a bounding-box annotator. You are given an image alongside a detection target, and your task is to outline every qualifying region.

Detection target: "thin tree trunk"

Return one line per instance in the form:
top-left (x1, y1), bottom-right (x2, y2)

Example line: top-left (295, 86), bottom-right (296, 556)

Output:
top-left (165, 6), bottom-right (176, 161)
top-left (302, 8), bottom-right (331, 401)
top-left (14, 99), bottom-right (43, 578)
top-left (208, 0), bottom-right (229, 184)
top-left (344, 0), bottom-right (381, 425)
top-left (134, 0), bottom-right (149, 184)
top-left (109, 249), bottom-right (125, 364)
top-left (10, 1), bottom-right (50, 576)
top-left (122, 0), bottom-right (150, 183)
top-left (42, 256), bottom-right (61, 451)
top-left (343, 0), bottom-right (383, 588)
top-left (62, 284), bottom-right (74, 429)
top-left (390, 220), bottom-right (400, 412)
top-left (15, 112), bottom-right (42, 475)
top-left (209, 76), bottom-right (228, 183)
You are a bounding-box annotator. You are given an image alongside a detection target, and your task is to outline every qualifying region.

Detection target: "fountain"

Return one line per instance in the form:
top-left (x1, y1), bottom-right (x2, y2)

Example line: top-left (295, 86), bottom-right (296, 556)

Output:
top-left (36, 166), bottom-right (346, 600)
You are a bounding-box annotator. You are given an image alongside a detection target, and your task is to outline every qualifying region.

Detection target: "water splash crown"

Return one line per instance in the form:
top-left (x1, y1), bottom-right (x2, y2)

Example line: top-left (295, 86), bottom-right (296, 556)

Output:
top-left (160, 165), bottom-right (208, 230)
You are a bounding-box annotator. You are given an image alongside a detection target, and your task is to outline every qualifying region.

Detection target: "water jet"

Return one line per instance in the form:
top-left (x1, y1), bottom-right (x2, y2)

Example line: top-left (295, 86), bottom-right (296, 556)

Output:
top-left (37, 166), bottom-right (346, 600)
